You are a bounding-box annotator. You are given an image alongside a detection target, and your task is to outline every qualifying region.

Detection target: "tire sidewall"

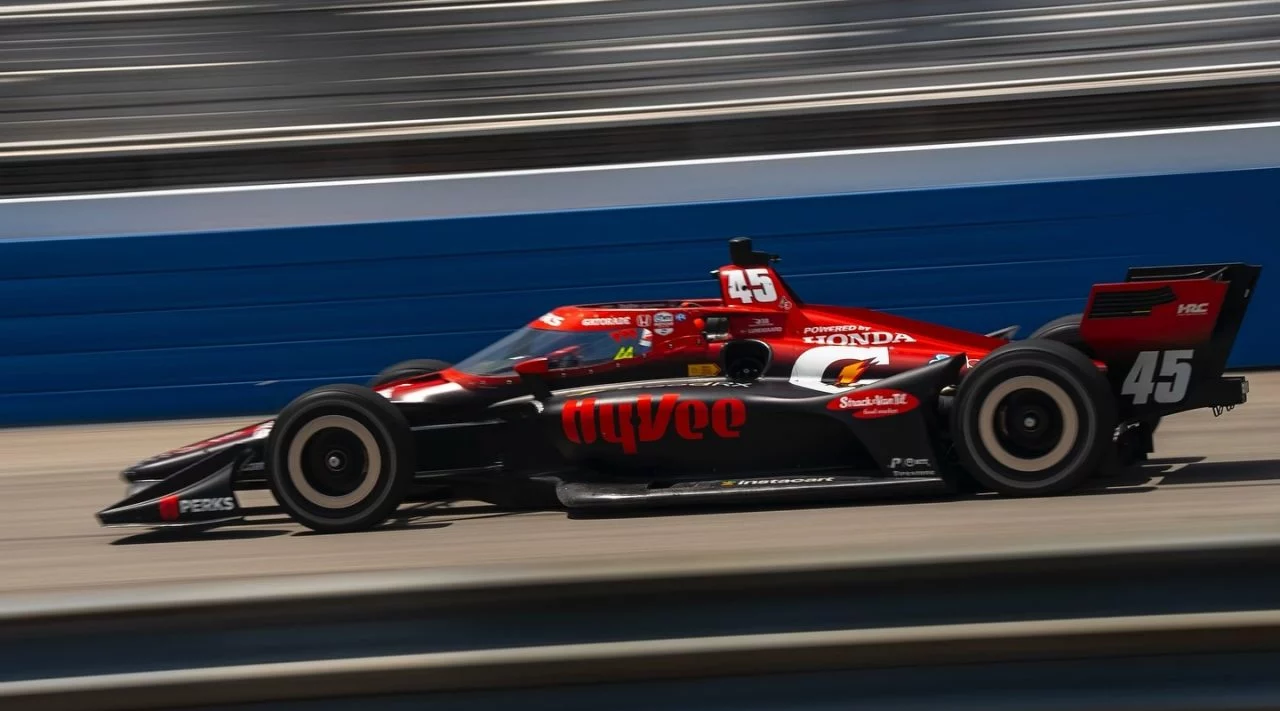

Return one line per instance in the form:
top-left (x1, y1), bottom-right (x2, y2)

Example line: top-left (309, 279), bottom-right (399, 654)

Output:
top-left (1028, 313), bottom-right (1161, 453)
top-left (953, 342), bottom-right (1114, 495)
top-left (267, 386), bottom-right (414, 532)
top-left (1027, 314), bottom-right (1093, 356)
top-left (1028, 314), bottom-right (1082, 339)
top-left (369, 359), bottom-right (452, 388)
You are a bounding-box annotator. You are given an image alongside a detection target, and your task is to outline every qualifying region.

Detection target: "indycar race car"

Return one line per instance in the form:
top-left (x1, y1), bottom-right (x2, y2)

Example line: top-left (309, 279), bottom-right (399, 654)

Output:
top-left (97, 238), bottom-right (1260, 533)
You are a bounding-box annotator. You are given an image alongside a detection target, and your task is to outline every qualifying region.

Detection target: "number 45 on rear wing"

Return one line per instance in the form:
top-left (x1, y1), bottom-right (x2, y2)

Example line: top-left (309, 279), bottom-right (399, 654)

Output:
top-left (1079, 263), bottom-right (1261, 421)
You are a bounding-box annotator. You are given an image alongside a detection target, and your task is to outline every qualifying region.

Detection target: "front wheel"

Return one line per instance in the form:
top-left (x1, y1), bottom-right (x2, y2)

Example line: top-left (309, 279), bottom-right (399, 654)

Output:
top-left (368, 359), bottom-right (452, 388)
top-left (266, 384), bottom-right (416, 533)
top-left (951, 340), bottom-right (1116, 497)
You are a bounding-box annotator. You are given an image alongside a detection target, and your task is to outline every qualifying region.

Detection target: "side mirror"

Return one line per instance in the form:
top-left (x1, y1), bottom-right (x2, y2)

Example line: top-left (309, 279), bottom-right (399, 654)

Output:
top-left (545, 344), bottom-right (582, 370)
top-left (514, 357), bottom-right (553, 400)
top-left (514, 357), bottom-right (550, 376)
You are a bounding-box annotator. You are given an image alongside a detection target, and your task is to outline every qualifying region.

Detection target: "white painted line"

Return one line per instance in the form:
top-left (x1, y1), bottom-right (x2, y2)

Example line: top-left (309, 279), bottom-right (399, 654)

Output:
top-left (4, 118), bottom-right (1280, 205)
top-left (554, 29), bottom-right (893, 54)
top-left (353, 0), bottom-right (627, 14)
top-left (963, 0), bottom-right (1280, 25)
top-left (3, 57), bottom-right (1275, 151)
top-left (0, 4), bottom-right (251, 19)
top-left (0, 60), bottom-right (273, 78)
top-left (0, 0), bottom-right (212, 12)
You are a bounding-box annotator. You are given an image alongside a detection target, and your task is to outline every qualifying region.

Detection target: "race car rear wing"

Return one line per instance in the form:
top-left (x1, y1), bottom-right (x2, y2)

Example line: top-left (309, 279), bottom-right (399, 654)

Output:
top-left (1079, 262), bottom-right (1261, 421)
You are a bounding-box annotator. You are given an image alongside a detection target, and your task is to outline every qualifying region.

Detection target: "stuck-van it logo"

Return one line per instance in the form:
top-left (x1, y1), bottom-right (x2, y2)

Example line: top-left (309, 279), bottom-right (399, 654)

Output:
top-left (562, 394), bottom-right (746, 453)
top-left (827, 389), bottom-right (919, 418)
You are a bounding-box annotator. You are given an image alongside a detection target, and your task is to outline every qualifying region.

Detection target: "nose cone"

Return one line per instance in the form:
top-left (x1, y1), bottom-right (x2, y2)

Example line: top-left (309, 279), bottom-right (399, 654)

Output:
top-left (123, 448), bottom-right (209, 484)
top-left (121, 420), bottom-right (273, 484)
top-left (99, 446), bottom-right (244, 529)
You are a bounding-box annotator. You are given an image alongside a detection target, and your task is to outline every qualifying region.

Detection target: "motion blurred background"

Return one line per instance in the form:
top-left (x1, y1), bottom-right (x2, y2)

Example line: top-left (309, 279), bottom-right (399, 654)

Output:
top-left (5, 4), bottom-right (1280, 709)
top-left (5, 0), bottom-right (1280, 194)
top-left (5, 0), bottom-right (1280, 426)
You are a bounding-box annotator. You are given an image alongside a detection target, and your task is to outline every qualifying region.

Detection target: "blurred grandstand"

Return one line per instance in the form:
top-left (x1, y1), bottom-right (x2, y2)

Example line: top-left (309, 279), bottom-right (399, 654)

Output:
top-left (2, 0), bottom-right (1279, 195)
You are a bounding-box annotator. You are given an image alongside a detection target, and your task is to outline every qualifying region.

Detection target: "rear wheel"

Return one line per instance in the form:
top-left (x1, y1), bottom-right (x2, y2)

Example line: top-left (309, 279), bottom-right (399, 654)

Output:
top-left (368, 359), bottom-right (452, 388)
top-left (951, 340), bottom-right (1116, 497)
top-left (267, 384), bottom-right (416, 533)
top-left (1027, 313), bottom-right (1090, 354)
top-left (1028, 313), bottom-right (1160, 465)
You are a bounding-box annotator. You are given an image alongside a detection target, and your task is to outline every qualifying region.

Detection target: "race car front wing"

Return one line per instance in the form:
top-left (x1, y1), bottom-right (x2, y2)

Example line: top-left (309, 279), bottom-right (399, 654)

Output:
top-left (96, 446), bottom-right (245, 528)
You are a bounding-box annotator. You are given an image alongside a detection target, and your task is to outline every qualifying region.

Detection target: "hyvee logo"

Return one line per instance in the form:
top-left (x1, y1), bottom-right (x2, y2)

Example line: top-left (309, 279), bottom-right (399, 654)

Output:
top-left (1177, 303), bottom-right (1210, 316)
top-left (562, 394), bottom-right (746, 454)
top-left (827, 389), bottom-right (919, 418)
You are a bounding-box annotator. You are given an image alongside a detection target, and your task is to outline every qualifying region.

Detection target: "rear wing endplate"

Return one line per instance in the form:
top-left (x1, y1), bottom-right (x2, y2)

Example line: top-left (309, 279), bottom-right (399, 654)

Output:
top-left (1080, 262), bottom-right (1260, 420)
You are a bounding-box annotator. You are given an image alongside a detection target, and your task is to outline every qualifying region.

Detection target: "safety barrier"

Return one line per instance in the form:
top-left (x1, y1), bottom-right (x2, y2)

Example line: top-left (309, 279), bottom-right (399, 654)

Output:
top-left (6, 535), bottom-right (1280, 710)
top-left (2, 124), bottom-right (1279, 426)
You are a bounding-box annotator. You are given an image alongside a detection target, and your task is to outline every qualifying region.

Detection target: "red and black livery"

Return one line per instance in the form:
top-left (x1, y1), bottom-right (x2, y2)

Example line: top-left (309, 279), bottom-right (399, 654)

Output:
top-left (97, 238), bottom-right (1259, 533)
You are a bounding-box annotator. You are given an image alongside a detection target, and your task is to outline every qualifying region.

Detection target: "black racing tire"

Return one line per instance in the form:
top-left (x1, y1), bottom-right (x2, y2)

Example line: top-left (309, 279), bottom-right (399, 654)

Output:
top-left (1027, 313), bottom-right (1091, 355)
top-left (368, 359), bottom-right (452, 388)
top-left (1028, 314), bottom-right (1162, 458)
top-left (951, 339), bottom-right (1116, 497)
top-left (266, 384), bottom-right (416, 533)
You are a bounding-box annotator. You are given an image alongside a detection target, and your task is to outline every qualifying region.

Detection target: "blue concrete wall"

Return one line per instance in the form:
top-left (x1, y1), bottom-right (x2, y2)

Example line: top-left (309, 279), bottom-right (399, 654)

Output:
top-left (2, 166), bottom-right (1276, 426)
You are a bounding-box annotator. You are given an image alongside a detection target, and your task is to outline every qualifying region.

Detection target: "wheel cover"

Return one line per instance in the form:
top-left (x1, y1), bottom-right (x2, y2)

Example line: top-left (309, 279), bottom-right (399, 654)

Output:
top-left (287, 415), bottom-right (383, 509)
top-left (976, 375), bottom-right (1079, 478)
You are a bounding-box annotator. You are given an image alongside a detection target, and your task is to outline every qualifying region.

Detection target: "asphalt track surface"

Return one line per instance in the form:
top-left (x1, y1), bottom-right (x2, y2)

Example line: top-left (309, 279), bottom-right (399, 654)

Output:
top-left (3, 370), bottom-right (1279, 597)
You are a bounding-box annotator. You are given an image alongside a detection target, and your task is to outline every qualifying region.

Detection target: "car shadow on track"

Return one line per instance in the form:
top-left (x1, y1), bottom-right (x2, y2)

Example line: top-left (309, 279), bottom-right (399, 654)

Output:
top-left (564, 457), bottom-right (1280, 521)
top-left (107, 457), bottom-right (1280, 539)
top-left (563, 486), bottom-right (968, 521)
top-left (110, 528), bottom-right (289, 545)
top-left (108, 502), bottom-right (486, 544)
top-left (1096, 456), bottom-right (1280, 488)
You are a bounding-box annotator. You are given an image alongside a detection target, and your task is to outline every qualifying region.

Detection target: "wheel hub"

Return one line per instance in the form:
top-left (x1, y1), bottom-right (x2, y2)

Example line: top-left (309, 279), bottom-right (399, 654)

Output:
top-left (299, 427), bottom-right (369, 498)
top-left (996, 389), bottom-right (1064, 460)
